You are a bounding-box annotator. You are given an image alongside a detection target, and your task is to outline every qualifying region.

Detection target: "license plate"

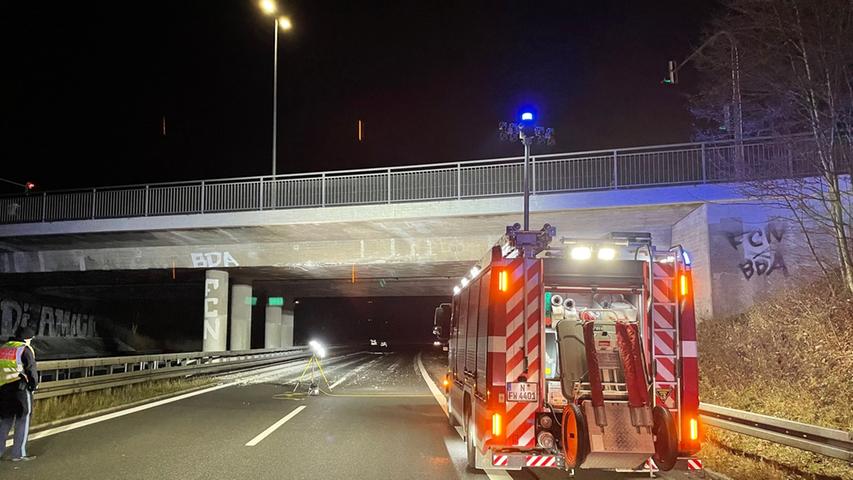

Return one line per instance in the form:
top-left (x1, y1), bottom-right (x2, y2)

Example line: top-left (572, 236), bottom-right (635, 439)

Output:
top-left (506, 382), bottom-right (538, 402)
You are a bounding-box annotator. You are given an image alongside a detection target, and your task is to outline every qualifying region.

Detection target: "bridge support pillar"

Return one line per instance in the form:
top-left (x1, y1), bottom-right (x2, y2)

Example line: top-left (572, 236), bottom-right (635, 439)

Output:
top-left (264, 303), bottom-right (282, 349)
top-left (280, 310), bottom-right (294, 347)
top-left (229, 284), bottom-right (252, 350)
top-left (203, 270), bottom-right (229, 352)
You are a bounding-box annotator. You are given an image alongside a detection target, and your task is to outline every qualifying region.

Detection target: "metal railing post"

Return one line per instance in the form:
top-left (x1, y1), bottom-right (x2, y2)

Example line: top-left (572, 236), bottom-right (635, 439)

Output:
top-left (701, 143), bottom-right (707, 183)
top-left (200, 181), bottom-right (205, 214)
top-left (91, 188), bottom-right (97, 219)
top-left (612, 151), bottom-right (619, 189)
top-left (144, 185), bottom-right (150, 216)
top-left (321, 173), bottom-right (326, 207)
top-left (259, 177), bottom-right (264, 210)
top-left (456, 163), bottom-right (462, 199)
top-left (387, 168), bottom-right (392, 204)
top-left (41, 192), bottom-right (47, 222)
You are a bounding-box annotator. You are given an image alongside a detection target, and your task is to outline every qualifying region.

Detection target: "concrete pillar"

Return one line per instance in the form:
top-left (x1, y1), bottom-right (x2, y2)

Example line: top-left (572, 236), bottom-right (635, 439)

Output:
top-left (203, 270), bottom-right (229, 352)
top-left (280, 309), bottom-right (294, 347)
top-left (265, 305), bottom-right (282, 349)
top-left (229, 284), bottom-right (252, 351)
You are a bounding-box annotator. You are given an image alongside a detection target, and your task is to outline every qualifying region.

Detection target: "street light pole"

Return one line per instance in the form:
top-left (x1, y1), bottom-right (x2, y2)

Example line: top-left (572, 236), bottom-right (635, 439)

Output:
top-left (259, 1), bottom-right (291, 177)
top-left (272, 17), bottom-right (279, 177)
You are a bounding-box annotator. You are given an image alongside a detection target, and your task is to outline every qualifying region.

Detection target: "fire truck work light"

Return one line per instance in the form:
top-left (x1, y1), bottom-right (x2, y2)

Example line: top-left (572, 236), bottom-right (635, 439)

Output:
top-left (453, 285), bottom-right (461, 295)
top-left (597, 247), bottom-right (616, 260)
top-left (461, 277), bottom-right (469, 287)
top-left (570, 246), bottom-right (592, 260)
top-left (470, 266), bottom-right (480, 277)
top-left (309, 340), bottom-right (326, 358)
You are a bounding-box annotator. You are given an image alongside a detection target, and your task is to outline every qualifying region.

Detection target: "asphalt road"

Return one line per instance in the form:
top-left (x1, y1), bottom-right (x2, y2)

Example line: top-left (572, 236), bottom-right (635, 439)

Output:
top-left (1, 349), bottom-right (694, 480)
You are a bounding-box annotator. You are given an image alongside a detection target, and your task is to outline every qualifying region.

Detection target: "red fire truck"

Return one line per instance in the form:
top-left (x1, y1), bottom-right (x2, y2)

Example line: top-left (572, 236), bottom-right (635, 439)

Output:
top-left (445, 224), bottom-right (700, 473)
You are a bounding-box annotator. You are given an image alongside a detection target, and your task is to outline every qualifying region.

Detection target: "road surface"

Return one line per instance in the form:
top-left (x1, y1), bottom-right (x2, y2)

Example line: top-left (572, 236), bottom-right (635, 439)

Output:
top-left (1, 349), bottom-right (693, 479)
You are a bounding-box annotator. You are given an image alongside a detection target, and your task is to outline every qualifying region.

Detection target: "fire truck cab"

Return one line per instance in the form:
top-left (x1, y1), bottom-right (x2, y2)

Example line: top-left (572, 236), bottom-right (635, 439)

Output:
top-left (446, 225), bottom-right (700, 473)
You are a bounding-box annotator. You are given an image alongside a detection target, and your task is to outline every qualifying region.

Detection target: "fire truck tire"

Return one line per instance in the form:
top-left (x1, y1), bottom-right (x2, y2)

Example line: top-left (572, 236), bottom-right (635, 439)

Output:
top-left (562, 403), bottom-right (589, 468)
top-left (466, 407), bottom-right (481, 472)
top-left (652, 406), bottom-right (678, 471)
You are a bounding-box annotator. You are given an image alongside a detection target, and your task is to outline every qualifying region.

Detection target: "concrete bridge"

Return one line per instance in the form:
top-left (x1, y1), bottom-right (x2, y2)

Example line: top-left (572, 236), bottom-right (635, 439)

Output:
top-left (0, 135), bottom-right (818, 351)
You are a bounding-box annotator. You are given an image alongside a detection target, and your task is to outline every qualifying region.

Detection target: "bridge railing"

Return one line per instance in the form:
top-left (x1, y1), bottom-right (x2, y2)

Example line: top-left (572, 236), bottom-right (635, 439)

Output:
top-left (0, 135), bottom-right (821, 224)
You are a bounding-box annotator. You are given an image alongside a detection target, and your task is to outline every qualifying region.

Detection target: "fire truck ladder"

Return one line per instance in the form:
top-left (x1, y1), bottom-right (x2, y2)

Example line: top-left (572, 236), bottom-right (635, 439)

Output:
top-left (650, 253), bottom-right (682, 438)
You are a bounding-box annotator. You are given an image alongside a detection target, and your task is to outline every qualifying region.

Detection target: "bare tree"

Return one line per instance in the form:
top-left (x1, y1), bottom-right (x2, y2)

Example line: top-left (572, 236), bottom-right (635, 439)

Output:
top-left (691, 0), bottom-right (853, 294)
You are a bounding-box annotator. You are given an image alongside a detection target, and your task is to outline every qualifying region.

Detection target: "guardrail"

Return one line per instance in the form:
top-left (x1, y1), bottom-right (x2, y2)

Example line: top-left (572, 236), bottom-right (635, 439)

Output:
top-left (34, 346), bottom-right (324, 399)
top-left (0, 135), bottom-right (823, 225)
top-left (700, 402), bottom-right (853, 461)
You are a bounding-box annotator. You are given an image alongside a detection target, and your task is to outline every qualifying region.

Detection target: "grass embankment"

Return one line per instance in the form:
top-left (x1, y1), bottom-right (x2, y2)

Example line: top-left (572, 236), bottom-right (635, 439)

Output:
top-left (698, 278), bottom-right (853, 479)
top-left (34, 377), bottom-right (214, 426)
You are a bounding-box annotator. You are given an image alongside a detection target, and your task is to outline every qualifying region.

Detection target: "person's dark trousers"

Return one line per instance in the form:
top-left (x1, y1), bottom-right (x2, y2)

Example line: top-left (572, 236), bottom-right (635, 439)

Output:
top-left (0, 388), bottom-right (32, 459)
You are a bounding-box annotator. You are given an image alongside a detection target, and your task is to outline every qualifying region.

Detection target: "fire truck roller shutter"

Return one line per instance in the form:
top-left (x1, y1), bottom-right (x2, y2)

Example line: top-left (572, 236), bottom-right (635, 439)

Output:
top-left (556, 319), bottom-right (587, 400)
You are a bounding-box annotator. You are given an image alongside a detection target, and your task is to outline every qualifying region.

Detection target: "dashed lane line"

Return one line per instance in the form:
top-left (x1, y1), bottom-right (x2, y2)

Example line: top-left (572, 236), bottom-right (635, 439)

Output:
top-left (244, 405), bottom-right (307, 447)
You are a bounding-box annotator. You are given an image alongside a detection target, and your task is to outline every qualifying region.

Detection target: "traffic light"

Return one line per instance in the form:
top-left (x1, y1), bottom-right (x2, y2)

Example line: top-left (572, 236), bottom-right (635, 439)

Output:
top-left (25, 182), bottom-right (35, 191)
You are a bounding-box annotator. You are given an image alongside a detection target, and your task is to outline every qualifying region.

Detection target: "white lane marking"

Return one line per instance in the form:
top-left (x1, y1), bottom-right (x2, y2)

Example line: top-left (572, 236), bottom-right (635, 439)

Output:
top-left (415, 352), bottom-right (447, 416)
top-left (244, 405), bottom-right (307, 447)
top-left (329, 356), bottom-right (383, 390)
top-left (7, 383), bottom-right (232, 448)
top-left (415, 352), bottom-right (513, 480)
top-left (6, 352), bottom-right (364, 448)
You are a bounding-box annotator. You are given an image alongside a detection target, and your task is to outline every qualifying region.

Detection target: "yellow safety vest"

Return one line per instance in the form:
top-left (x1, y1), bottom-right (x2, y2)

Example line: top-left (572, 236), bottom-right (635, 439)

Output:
top-left (0, 341), bottom-right (31, 387)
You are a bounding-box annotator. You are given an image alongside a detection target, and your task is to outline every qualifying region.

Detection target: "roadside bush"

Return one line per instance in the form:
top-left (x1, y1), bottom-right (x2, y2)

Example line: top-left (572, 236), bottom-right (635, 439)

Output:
top-left (698, 277), bottom-right (853, 479)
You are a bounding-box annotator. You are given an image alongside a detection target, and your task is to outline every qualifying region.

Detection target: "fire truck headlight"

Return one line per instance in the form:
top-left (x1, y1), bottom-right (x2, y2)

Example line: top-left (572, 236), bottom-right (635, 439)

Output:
top-left (597, 247), bottom-right (616, 260)
top-left (570, 246), bottom-right (592, 260)
top-left (537, 431), bottom-right (555, 449)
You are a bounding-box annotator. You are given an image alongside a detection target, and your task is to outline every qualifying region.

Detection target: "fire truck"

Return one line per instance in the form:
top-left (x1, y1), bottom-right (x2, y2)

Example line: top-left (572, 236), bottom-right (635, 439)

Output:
top-left (445, 223), bottom-right (701, 473)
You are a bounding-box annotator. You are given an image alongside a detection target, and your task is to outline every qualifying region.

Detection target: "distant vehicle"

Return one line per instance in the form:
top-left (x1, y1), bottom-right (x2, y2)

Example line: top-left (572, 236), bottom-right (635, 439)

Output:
top-left (433, 303), bottom-right (451, 351)
top-left (445, 226), bottom-right (700, 474)
top-left (369, 338), bottom-right (389, 351)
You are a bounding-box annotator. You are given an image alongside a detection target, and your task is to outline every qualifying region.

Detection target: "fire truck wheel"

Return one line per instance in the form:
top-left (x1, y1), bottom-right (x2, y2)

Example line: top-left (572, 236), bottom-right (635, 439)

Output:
top-left (466, 409), bottom-right (481, 471)
top-left (562, 404), bottom-right (589, 468)
top-left (652, 406), bottom-right (678, 471)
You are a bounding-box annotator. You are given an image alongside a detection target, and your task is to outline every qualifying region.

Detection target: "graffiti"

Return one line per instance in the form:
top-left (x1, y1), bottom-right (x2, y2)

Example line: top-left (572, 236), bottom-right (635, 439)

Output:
top-left (726, 223), bottom-right (789, 280)
top-left (203, 277), bottom-right (224, 342)
top-left (0, 297), bottom-right (98, 339)
top-left (191, 251), bottom-right (239, 268)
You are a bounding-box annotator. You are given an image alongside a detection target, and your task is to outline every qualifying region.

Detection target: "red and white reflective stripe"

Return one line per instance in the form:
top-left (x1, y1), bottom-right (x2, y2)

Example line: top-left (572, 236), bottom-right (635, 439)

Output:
top-left (644, 457), bottom-right (658, 471)
top-left (655, 356), bottom-right (676, 382)
top-left (493, 454), bottom-right (509, 467)
top-left (504, 258), bottom-right (541, 447)
top-left (525, 455), bottom-right (557, 467)
top-left (653, 329), bottom-right (675, 355)
top-left (687, 458), bottom-right (703, 470)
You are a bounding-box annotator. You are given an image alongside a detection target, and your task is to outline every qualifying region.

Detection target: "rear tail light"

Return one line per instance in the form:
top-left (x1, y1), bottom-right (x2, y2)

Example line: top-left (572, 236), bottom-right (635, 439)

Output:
top-left (492, 413), bottom-right (503, 436)
top-left (679, 274), bottom-right (689, 296)
top-left (498, 270), bottom-right (508, 292)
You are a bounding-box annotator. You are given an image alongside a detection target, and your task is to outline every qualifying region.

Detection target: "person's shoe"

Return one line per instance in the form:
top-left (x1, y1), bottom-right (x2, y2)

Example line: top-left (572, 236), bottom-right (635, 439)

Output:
top-left (11, 456), bottom-right (36, 462)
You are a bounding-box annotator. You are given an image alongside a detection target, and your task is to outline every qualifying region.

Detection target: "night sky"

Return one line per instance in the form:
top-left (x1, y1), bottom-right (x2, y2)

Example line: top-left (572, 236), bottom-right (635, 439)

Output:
top-left (1, 1), bottom-right (718, 193)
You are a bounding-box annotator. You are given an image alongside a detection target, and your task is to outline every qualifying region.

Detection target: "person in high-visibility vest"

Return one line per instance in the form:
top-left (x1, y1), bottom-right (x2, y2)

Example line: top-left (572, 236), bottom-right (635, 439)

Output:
top-left (0, 326), bottom-right (38, 462)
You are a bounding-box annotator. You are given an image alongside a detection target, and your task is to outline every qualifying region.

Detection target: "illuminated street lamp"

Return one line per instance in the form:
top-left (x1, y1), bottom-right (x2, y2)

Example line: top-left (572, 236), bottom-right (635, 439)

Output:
top-left (259, 1), bottom-right (293, 176)
top-left (498, 112), bottom-right (554, 230)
